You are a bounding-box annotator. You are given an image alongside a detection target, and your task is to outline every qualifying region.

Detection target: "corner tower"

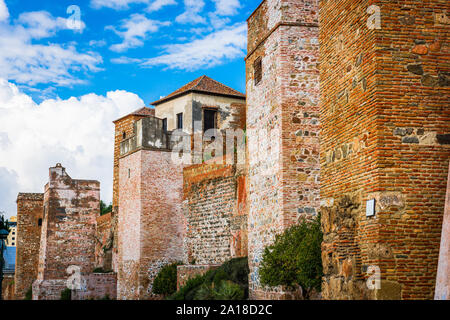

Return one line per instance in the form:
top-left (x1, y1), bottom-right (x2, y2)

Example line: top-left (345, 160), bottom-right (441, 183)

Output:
top-left (246, 0), bottom-right (320, 299)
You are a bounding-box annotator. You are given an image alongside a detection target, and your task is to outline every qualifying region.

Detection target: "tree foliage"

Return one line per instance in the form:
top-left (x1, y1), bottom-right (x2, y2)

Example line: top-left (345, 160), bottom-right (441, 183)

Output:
top-left (259, 215), bottom-right (323, 299)
top-left (153, 262), bottom-right (183, 296)
top-left (168, 257), bottom-right (249, 300)
top-left (100, 201), bottom-right (112, 216)
top-left (0, 214), bottom-right (10, 232)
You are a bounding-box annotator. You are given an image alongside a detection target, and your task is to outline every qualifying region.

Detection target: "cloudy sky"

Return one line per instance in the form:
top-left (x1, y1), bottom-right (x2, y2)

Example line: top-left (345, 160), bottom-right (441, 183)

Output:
top-left (0, 0), bottom-right (260, 218)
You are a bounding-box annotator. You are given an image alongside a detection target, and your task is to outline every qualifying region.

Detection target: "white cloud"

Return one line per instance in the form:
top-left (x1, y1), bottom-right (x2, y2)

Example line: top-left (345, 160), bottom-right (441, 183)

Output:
top-left (212, 0), bottom-right (241, 16)
top-left (0, 4), bottom-right (101, 86)
top-left (142, 22), bottom-right (247, 70)
top-left (0, 0), bottom-right (9, 22)
top-left (91, 0), bottom-right (176, 11)
top-left (111, 56), bottom-right (143, 64)
top-left (176, 0), bottom-right (206, 24)
top-left (0, 78), bottom-right (146, 217)
top-left (17, 11), bottom-right (86, 39)
top-left (147, 0), bottom-right (177, 12)
top-left (107, 14), bottom-right (171, 52)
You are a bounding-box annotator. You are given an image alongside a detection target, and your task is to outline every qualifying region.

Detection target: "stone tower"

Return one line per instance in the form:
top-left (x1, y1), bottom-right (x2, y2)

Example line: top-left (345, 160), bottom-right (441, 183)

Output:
top-left (320, 0), bottom-right (450, 299)
top-left (246, 0), bottom-right (320, 299)
top-left (33, 164), bottom-right (100, 300)
top-left (14, 193), bottom-right (43, 299)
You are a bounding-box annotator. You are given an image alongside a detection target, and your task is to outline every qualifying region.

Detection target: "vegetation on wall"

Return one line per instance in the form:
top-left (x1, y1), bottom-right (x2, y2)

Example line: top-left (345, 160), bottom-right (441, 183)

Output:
top-left (152, 261), bottom-right (183, 296)
top-left (259, 215), bottom-right (323, 299)
top-left (168, 257), bottom-right (249, 300)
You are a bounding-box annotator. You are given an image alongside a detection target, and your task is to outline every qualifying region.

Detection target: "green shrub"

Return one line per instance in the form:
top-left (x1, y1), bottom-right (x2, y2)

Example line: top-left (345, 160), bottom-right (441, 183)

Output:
top-left (24, 286), bottom-right (33, 300)
top-left (168, 274), bottom-right (206, 300)
top-left (213, 281), bottom-right (244, 300)
top-left (259, 215), bottom-right (323, 299)
top-left (60, 288), bottom-right (72, 300)
top-left (194, 283), bottom-right (215, 300)
top-left (168, 257), bottom-right (249, 300)
top-left (153, 261), bottom-right (183, 296)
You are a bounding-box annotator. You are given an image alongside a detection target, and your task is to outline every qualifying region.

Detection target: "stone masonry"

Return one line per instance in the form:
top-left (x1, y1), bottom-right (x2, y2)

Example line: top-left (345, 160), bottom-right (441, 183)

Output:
top-left (15, 193), bottom-right (43, 300)
top-left (435, 163), bottom-right (450, 300)
top-left (320, 0), bottom-right (450, 300)
top-left (246, 0), bottom-right (320, 299)
top-left (183, 160), bottom-right (248, 265)
top-left (33, 164), bottom-right (100, 300)
top-left (118, 148), bottom-right (185, 300)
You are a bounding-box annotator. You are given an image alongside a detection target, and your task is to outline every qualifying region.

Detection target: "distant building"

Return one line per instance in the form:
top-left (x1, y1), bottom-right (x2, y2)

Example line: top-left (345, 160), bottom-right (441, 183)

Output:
top-left (6, 216), bottom-right (17, 247)
top-left (2, 245), bottom-right (16, 273)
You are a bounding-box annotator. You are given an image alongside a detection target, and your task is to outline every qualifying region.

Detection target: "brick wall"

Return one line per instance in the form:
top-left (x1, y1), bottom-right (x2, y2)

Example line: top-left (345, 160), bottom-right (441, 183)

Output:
top-left (118, 149), bottom-right (185, 300)
top-left (14, 193), bottom-right (43, 299)
top-left (34, 164), bottom-right (100, 299)
top-left (95, 213), bottom-right (113, 271)
top-left (183, 160), bottom-right (248, 265)
top-left (435, 164), bottom-right (450, 300)
top-left (246, 0), bottom-right (320, 299)
top-left (177, 265), bottom-right (220, 290)
top-left (320, 0), bottom-right (450, 300)
top-left (71, 273), bottom-right (117, 300)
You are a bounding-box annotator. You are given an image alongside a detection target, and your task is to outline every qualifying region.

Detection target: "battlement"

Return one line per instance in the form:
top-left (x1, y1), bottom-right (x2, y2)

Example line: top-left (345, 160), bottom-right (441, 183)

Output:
top-left (120, 116), bottom-right (174, 156)
top-left (16, 193), bottom-right (44, 202)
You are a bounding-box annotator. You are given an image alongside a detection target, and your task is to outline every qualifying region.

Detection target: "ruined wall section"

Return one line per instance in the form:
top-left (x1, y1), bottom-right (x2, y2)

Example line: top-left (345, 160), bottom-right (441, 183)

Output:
top-left (14, 193), bottom-right (43, 299)
top-left (246, 0), bottom-right (320, 299)
top-left (183, 161), bottom-right (248, 265)
top-left (320, 0), bottom-right (450, 300)
top-left (95, 213), bottom-right (113, 271)
top-left (118, 150), bottom-right (185, 300)
top-left (35, 164), bottom-right (99, 294)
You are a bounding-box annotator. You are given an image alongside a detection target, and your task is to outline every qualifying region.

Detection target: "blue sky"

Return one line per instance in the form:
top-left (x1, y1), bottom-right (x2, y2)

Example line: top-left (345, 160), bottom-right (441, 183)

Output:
top-left (0, 0), bottom-right (261, 218)
top-left (3, 0), bottom-right (261, 103)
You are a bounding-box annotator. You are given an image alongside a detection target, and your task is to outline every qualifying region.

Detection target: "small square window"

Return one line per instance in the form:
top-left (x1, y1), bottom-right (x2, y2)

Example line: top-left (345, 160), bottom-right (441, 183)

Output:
top-left (254, 57), bottom-right (262, 86)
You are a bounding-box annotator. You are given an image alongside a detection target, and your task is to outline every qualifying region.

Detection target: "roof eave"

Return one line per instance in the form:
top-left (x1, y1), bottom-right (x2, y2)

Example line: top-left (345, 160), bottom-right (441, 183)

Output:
top-left (151, 90), bottom-right (246, 106)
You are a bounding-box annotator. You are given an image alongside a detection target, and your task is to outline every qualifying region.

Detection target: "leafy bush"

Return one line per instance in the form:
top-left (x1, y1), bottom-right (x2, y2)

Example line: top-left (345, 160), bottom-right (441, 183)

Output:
top-left (259, 215), bottom-right (323, 299)
top-left (169, 274), bottom-right (206, 300)
top-left (213, 281), bottom-right (244, 300)
top-left (153, 261), bottom-right (183, 296)
top-left (24, 286), bottom-right (33, 300)
top-left (168, 257), bottom-right (249, 300)
top-left (60, 288), bottom-right (72, 300)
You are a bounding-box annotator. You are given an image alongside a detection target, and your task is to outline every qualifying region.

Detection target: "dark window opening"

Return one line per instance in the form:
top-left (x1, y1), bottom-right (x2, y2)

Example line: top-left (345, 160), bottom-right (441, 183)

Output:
top-left (254, 57), bottom-right (262, 86)
top-left (128, 169), bottom-right (131, 178)
top-left (38, 218), bottom-right (42, 226)
top-left (177, 113), bottom-right (183, 130)
top-left (122, 132), bottom-right (127, 139)
top-left (203, 109), bottom-right (217, 133)
top-left (162, 118), bottom-right (167, 132)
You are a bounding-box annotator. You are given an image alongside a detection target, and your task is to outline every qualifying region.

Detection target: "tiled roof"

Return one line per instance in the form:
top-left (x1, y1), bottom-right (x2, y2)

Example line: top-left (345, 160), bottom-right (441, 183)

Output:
top-left (113, 107), bottom-right (155, 123)
top-left (151, 75), bottom-right (246, 106)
